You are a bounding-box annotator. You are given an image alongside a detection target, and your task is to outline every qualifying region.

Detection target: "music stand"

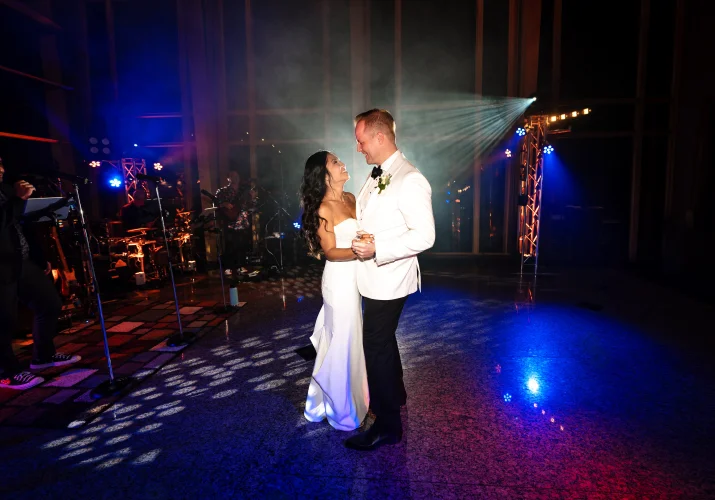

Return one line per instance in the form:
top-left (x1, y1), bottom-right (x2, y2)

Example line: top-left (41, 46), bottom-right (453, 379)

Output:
top-left (23, 196), bottom-right (70, 222)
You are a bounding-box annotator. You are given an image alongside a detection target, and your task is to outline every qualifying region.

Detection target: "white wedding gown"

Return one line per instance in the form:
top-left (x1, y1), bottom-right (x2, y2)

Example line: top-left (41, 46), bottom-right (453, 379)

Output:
top-left (304, 218), bottom-right (369, 430)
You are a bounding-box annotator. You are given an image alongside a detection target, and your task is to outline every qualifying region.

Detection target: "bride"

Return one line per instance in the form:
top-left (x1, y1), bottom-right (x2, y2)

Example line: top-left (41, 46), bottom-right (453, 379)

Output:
top-left (299, 150), bottom-right (369, 431)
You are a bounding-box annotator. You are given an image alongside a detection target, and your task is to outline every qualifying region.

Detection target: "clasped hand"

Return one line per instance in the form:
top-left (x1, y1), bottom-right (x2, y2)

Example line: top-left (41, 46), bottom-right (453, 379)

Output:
top-left (351, 230), bottom-right (375, 260)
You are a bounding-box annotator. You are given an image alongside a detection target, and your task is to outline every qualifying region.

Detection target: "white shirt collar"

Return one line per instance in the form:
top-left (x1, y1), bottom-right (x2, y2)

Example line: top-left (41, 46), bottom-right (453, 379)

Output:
top-left (379, 150), bottom-right (401, 174)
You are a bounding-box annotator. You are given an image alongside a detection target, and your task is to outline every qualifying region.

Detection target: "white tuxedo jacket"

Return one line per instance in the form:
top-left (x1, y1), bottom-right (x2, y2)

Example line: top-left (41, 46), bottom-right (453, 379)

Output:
top-left (355, 152), bottom-right (435, 300)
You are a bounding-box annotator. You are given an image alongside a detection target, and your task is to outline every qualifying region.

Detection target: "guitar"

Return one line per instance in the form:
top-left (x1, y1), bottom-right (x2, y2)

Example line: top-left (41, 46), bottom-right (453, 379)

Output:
top-left (50, 225), bottom-right (78, 297)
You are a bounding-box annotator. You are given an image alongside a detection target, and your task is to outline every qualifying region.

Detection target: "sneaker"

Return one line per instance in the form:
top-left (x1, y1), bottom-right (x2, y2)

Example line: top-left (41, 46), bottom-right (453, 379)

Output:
top-left (30, 353), bottom-right (82, 370)
top-left (0, 371), bottom-right (45, 390)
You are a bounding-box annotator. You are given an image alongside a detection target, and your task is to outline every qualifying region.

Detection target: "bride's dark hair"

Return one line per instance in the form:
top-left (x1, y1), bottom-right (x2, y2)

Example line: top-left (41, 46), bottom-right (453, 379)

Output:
top-left (300, 150), bottom-right (330, 258)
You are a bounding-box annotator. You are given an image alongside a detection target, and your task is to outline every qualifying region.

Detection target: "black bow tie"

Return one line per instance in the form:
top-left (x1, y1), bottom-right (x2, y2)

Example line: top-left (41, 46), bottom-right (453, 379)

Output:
top-left (370, 166), bottom-right (383, 179)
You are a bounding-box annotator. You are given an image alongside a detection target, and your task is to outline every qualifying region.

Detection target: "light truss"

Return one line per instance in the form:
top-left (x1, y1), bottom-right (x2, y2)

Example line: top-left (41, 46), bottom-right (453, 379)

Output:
top-left (121, 158), bottom-right (147, 203)
top-left (518, 116), bottom-right (548, 275)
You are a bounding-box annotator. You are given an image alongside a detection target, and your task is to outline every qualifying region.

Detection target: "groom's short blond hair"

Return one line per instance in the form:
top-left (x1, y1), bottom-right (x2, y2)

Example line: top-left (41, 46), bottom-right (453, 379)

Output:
top-left (355, 109), bottom-right (396, 142)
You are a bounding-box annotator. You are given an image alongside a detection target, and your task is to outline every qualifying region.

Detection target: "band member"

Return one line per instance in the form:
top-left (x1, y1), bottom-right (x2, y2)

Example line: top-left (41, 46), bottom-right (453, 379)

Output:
top-left (120, 184), bottom-right (159, 232)
top-left (215, 170), bottom-right (253, 276)
top-left (0, 157), bottom-right (80, 390)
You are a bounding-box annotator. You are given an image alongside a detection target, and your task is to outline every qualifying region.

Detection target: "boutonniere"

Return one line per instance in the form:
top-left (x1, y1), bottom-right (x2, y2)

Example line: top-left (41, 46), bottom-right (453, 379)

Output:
top-left (377, 173), bottom-right (392, 194)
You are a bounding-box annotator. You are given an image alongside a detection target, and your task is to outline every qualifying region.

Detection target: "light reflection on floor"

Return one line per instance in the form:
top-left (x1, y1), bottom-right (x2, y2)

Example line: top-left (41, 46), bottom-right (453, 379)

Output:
top-left (1, 263), bottom-right (713, 498)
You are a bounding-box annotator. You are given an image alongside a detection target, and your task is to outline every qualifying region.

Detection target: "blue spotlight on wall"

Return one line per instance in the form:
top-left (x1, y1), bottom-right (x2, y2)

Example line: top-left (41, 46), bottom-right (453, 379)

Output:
top-left (527, 377), bottom-right (540, 394)
top-left (109, 178), bottom-right (123, 188)
top-left (516, 127), bottom-right (526, 136)
top-left (543, 145), bottom-right (554, 155)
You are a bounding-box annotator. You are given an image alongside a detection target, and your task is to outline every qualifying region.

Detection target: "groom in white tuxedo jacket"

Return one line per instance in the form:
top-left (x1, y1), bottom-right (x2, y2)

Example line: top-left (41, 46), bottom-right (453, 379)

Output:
top-left (346, 109), bottom-right (435, 451)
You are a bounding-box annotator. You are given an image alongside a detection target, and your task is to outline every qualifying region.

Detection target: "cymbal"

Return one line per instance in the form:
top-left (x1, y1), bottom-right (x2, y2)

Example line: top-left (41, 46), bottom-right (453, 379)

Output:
top-left (127, 227), bottom-right (151, 233)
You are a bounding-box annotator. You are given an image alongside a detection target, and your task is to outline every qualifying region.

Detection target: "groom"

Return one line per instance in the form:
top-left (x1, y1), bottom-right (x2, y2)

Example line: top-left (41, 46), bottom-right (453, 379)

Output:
top-left (347, 109), bottom-right (435, 450)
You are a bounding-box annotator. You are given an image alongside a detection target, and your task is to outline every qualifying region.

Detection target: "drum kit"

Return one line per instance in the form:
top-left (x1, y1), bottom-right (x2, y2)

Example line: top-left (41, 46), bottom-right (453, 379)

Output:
top-left (92, 208), bottom-right (197, 285)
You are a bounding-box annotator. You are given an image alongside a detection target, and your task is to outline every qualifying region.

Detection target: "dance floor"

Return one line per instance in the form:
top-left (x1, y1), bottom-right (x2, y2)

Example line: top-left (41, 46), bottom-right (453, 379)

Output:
top-left (0, 258), bottom-right (713, 499)
top-left (0, 286), bottom-right (242, 429)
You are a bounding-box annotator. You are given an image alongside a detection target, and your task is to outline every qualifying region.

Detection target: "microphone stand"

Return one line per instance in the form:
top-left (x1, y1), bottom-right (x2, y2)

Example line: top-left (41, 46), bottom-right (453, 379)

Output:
top-left (147, 181), bottom-right (194, 347)
top-left (258, 185), bottom-right (292, 274)
top-left (201, 191), bottom-right (233, 313)
top-left (68, 182), bottom-right (133, 399)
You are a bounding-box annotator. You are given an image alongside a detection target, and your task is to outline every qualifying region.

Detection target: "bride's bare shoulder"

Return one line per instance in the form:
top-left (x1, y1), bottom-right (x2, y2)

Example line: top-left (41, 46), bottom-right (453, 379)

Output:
top-left (317, 202), bottom-right (334, 224)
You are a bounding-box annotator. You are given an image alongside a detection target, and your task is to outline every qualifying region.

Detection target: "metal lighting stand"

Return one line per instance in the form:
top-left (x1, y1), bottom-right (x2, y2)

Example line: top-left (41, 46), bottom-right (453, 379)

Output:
top-left (517, 116), bottom-right (547, 276)
top-left (517, 108), bottom-right (591, 276)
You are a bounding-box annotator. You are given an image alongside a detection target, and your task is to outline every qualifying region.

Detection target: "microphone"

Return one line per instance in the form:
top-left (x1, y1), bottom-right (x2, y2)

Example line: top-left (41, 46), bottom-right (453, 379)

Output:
top-left (47, 170), bottom-right (91, 185)
top-left (136, 173), bottom-right (164, 182)
top-left (200, 189), bottom-right (219, 204)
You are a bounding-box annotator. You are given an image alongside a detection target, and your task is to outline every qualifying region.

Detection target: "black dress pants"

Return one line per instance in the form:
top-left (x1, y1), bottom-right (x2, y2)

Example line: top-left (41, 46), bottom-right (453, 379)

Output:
top-left (363, 295), bottom-right (408, 433)
top-left (0, 259), bottom-right (62, 374)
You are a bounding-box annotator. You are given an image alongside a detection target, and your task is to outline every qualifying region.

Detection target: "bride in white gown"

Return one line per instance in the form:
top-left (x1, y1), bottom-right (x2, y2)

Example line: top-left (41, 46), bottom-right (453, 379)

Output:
top-left (299, 151), bottom-right (369, 431)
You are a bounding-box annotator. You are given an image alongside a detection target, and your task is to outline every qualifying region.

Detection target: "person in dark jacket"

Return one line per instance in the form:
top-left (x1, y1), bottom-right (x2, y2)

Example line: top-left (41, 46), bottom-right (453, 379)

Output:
top-left (0, 158), bottom-right (80, 391)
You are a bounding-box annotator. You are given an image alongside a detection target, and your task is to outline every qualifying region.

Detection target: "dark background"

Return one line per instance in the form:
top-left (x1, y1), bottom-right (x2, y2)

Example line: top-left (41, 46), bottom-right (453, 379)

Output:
top-left (0, 0), bottom-right (712, 300)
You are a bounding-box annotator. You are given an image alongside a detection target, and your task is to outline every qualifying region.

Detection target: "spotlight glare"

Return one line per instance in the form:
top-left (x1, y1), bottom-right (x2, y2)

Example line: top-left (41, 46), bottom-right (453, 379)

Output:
top-left (516, 127), bottom-right (526, 136)
top-left (109, 178), bottom-right (122, 188)
top-left (89, 161), bottom-right (101, 168)
top-left (543, 145), bottom-right (554, 155)
top-left (571, 111), bottom-right (578, 117)
top-left (583, 108), bottom-right (590, 115)
top-left (293, 222), bottom-right (301, 229)
top-left (560, 113), bottom-right (566, 120)
top-left (527, 377), bottom-right (540, 393)
top-left (133, 143), bottom-right (138, 147)
top-left (550, 116), bottom-right (557, 122)
top-left (153, 162), bottom-right (163, 171)
top-left (505, 149), bottom-right (512, 158)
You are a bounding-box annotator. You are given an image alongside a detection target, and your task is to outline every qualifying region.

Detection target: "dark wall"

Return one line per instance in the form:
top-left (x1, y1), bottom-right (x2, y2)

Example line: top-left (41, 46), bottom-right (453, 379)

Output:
top-left (0, 6), bottom-right (54, 171)
top-left (661, 0), bottom-right (715, 300)
top-left (2, 0), bottom-right (710, 279)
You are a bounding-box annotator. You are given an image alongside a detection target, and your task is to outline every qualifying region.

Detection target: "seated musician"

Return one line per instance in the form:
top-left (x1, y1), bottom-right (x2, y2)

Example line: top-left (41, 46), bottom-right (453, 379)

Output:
top-left (215, 170), bottom-right (254, 277)
top-left (120, 184), bottom-right (159, 232)
top-left (0, 157), bottom-right (80, 391)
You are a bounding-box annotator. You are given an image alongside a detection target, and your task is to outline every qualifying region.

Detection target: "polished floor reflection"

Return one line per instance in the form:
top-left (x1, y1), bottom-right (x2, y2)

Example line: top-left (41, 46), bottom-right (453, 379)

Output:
top-left (1, 259), bottom-right (713, 499)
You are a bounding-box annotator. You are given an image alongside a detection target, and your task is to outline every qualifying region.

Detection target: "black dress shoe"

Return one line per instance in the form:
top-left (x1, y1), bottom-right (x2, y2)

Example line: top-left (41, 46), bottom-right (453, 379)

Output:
top-left (344, 423), bottom-right (402, 451)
